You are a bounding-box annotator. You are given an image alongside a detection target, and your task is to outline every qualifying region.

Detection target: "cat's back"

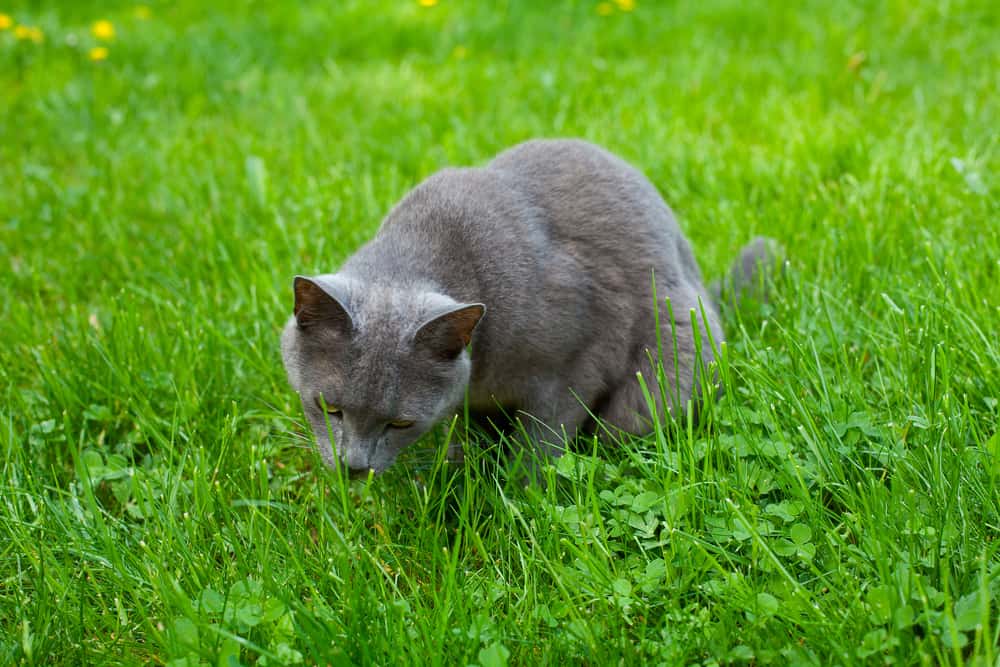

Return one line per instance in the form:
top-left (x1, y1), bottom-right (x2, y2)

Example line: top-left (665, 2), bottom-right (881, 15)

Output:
top-left (488, 139), bottom-right (672, 231)
top-left (488, 138), bottom-right (646, 185)
top-left (372, 139), bottom-right (676, 262)
top-left (351, 138), bottom-right (704, 304)
top-left (486, 138), bottom-right (694, 287)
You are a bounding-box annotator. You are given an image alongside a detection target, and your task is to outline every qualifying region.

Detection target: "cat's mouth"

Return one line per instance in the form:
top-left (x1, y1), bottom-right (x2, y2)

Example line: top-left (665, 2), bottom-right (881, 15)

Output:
top-left (347, 467), bottom-right (376, 480)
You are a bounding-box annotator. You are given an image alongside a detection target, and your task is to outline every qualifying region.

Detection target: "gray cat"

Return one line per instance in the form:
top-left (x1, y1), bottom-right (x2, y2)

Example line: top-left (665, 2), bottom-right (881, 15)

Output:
top-left (281, 139), bottom-right (776, 476)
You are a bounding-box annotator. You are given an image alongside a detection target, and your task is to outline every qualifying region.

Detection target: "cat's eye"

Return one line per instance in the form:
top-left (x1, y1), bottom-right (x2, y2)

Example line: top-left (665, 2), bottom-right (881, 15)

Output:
top-left (315, 397), bottom-right (342, 416)
top-left (388, 419), bottom-right (414, 429)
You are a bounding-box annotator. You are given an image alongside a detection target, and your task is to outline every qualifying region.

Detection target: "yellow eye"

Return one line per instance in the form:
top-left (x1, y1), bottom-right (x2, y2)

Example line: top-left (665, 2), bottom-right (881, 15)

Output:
top-left (388, 419), bottom-right (414, 429)
top-left (315, 397), bottom-right (342, 415)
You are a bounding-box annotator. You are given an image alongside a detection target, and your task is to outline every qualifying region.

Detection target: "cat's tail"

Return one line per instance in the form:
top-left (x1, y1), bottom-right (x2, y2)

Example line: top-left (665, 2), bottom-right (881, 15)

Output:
top-left (709, 236), bottom-right (785, 309)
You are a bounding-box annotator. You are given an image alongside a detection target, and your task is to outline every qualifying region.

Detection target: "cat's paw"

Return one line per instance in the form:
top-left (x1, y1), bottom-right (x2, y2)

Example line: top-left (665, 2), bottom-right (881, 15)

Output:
top-left (446, 440), bottom-right (465, 464)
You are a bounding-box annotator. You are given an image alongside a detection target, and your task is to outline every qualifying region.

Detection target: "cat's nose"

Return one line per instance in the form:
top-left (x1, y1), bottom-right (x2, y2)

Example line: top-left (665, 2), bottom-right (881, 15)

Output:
top-left (342, 448), bottom-right (372, 473)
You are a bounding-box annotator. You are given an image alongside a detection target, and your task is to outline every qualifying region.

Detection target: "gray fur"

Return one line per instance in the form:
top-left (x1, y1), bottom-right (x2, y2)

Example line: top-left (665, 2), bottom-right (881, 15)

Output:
top-left (709, 236), bottom-right (784, 308)
top-left (281, 139), bottom-right (773, 475)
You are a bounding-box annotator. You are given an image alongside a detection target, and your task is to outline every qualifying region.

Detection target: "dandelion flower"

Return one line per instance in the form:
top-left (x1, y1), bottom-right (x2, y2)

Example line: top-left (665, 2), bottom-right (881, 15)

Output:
top-left (418, 0), bottom-right (438, 7)
top-left (847, 51), bottom-right (866, 72)
top-left (14, 24), bottom-right (44, 43)
top-left (92, 19), bottom-right (115, 41)
top-left (614, 0), bottom-right (636, 10)
top-left (0, 13), bottom-right (13, 30)
top-left (89, 46), bottom-right (109, 61)
top-left (596, 2), bottom-right (614, 16)
top-left (133, 5), bottom-right (152, 20)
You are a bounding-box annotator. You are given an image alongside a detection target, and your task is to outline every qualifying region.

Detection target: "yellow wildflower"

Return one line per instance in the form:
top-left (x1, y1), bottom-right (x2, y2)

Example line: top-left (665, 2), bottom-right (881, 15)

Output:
top-left (614, 0), bottom-right (635, 10)
top-left (89, 46), bottom-right (109, 61)
top-left (847, 51), bottom-right (866, 73)
top-left (133, 5), bottom-right (152, 20)
top-left (596, 2), bottom-right (614, 16)
top-left (14, 24), bottom-right (44, 43)
top-left (418, 0), bottom-right (438, 6)
top-left (91, 19), bottom-right (115, 41)
top-left (0, 13), bottom-right (13, 30)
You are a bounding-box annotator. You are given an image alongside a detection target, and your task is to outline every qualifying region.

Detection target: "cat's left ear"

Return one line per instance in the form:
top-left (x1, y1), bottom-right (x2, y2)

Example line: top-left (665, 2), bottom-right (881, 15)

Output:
top-left (293, 276), bottom-right (355, 335)
top-left (414, 303), bottom-right (485, 360)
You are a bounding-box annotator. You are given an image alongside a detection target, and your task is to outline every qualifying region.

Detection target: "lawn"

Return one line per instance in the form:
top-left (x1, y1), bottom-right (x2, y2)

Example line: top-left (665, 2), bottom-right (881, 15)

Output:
top-left (1, 0), bottom-right (998, 664)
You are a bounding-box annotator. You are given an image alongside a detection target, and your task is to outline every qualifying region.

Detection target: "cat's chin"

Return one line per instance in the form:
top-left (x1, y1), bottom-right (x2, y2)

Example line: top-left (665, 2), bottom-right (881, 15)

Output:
top-left (347, 466), bottom-right (384, 480)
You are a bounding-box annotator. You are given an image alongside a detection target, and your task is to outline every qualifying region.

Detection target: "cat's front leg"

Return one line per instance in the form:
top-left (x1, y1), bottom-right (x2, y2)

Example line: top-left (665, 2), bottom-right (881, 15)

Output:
top-left (512, 380), bottom-right (594, 480)
top-left (445, 438), bottom-right (465, 464)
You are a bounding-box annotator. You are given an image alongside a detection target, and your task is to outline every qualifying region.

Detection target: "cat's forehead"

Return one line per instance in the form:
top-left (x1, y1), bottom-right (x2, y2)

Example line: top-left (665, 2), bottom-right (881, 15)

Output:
top-left (295, 333), bottom-right (397, 414)
top-left (323, 336), bottom-right (447, 422)
top-left (335, 348), bottom-right (396, 415)
top-left (349, 284), bottom-right (456, 337)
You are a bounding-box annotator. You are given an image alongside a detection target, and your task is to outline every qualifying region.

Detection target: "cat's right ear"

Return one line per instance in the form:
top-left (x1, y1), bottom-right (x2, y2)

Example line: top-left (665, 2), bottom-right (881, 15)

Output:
top-left (414, 303), bottom-right (485, 360)
top-left (293, 276), bottom-right (354, 334)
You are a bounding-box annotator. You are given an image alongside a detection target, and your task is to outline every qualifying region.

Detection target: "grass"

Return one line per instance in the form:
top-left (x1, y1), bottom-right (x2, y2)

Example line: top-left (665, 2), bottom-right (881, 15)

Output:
top-left (1, 0), bottom-right (998, 664)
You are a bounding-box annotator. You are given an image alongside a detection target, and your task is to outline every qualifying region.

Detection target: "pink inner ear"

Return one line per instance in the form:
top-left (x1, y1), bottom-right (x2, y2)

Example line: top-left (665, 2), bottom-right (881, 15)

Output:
top-left (414, 303), bottom-right (485, 359)
top-left (294, 280), bottom-right (330, 315)
top-left (451, 306), bottom-right (485, 345)
top-left (293, 278), bottom-right (353, 332)
top-left (293, 279), bottom-right (321, 316)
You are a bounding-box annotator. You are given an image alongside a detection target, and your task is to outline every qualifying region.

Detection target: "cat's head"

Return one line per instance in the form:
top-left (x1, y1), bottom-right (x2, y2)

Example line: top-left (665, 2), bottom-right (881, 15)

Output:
top-left (280, 275), bottom-right (484, 476)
